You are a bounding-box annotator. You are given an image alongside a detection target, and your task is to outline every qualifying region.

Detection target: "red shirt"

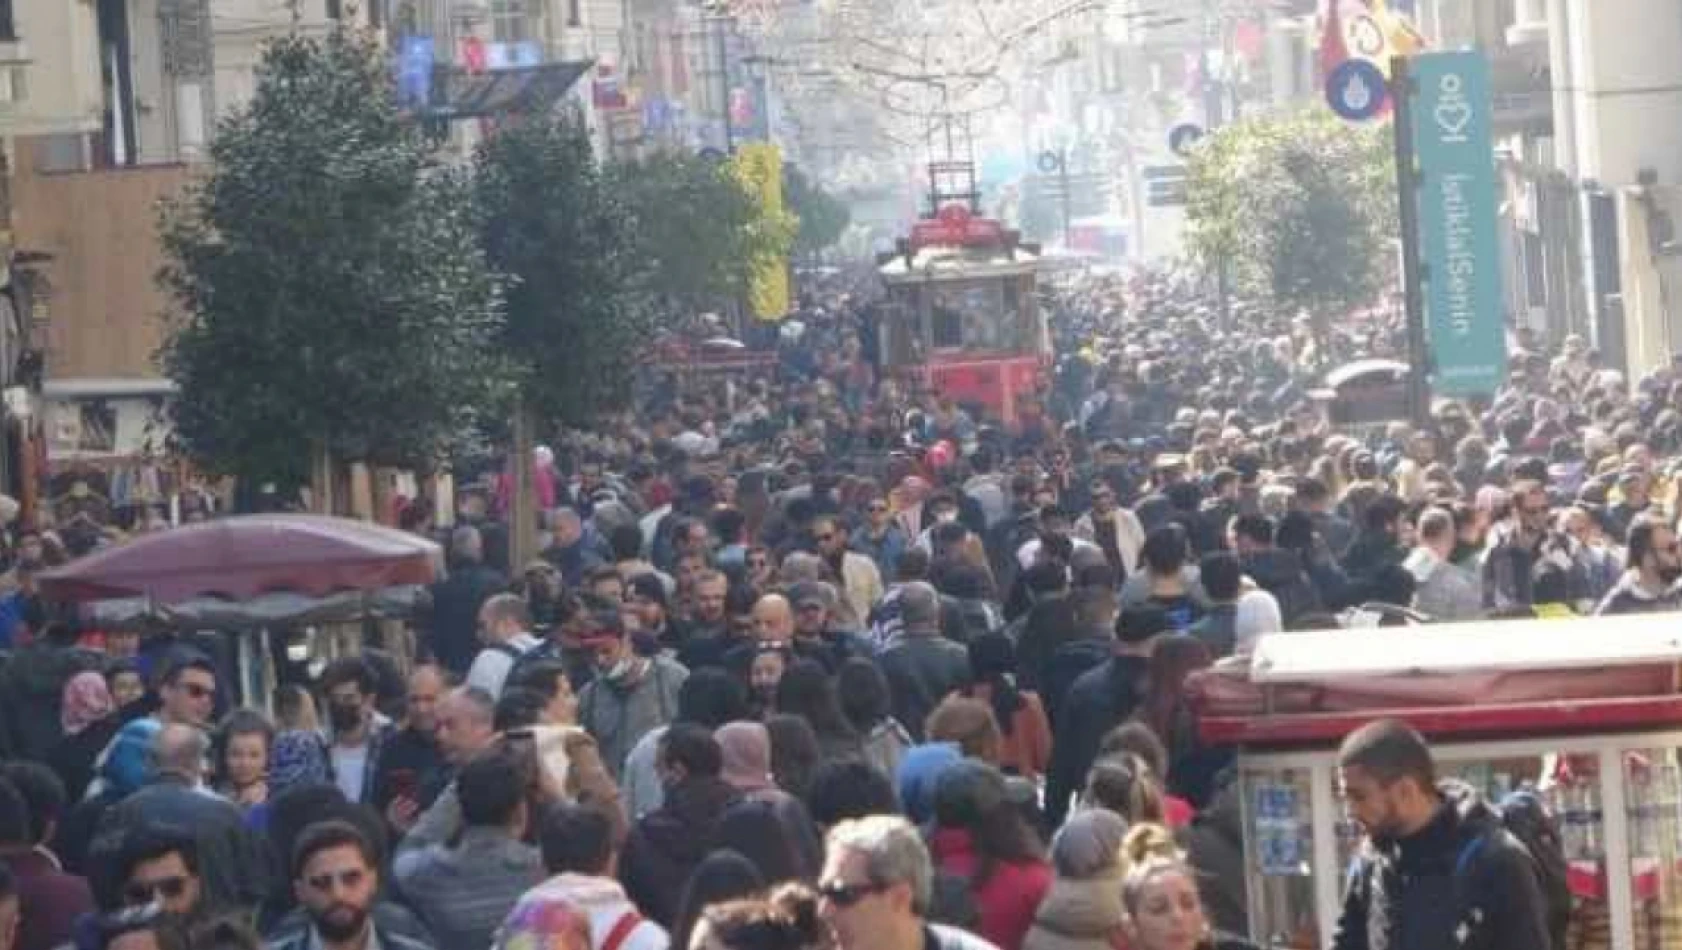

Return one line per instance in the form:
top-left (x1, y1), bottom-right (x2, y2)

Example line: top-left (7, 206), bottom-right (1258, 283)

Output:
top-left (929, 827), bottom-right (1052, 950)
top-left (1165, 795), bottom-right (1196, 828)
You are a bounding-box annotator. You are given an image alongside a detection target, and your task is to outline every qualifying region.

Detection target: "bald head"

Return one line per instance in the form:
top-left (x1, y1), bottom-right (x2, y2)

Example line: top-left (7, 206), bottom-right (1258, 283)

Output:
top-left (150, 723), bottom-right (209, 781)
top-left (753, 594), bottom-right (794, 643)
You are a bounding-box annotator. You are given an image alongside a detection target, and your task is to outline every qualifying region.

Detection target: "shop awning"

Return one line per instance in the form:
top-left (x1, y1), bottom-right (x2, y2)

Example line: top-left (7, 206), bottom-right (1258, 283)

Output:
top-left (424, 61), bottom-right (593, 120)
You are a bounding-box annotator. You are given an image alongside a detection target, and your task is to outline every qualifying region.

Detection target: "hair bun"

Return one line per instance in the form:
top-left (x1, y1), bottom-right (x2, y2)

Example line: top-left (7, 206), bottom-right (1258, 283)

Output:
top-left (770, 883), bottom-right (825, 944)
top-left (1121, 821), bottom-right (1179, 869)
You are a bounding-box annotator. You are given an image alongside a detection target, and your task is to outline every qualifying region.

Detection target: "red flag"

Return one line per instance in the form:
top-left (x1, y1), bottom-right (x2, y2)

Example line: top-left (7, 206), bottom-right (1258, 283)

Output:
top-left (1318, 0), bottom-right (1349, 85)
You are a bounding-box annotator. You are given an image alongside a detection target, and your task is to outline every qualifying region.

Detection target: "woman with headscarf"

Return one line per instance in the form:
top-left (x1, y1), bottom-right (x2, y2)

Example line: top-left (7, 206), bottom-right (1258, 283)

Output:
top-left (715, 721), bottom-right (822, 879)
top-left (46, 669), bottom-right (119, 803)
top-left (958, 633), bottom-right (1051, 781)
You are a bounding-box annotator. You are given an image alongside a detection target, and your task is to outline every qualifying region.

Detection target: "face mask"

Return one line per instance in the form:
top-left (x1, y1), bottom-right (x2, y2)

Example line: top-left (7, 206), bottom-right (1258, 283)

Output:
top-left (630, 630), bottom-right (662, 657)
top-left (602, 656), bottom-right (640, 684)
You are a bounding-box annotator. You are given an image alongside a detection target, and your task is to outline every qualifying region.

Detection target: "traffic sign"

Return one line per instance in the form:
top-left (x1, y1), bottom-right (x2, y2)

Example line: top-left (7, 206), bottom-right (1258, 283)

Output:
top-left (1326, 58), bottom-right (1387, 123)
top-left (1168, 123), bottom-right (1205, 157)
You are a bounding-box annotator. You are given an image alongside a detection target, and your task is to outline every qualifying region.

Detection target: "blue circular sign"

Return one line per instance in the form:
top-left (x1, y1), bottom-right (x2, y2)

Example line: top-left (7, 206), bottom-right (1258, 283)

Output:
top-left (1326, 59), bottom-right (1388, 122)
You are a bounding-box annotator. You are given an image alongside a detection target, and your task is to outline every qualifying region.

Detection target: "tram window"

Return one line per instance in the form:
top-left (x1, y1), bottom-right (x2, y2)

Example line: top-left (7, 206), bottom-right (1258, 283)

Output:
top-left (932, 310), bottom-right (963, 348)
top-left (930, 282), bottom-right (1007, 351)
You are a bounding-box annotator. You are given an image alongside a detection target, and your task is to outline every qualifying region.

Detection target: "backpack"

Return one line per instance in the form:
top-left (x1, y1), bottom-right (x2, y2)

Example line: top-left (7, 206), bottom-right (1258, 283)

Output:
top-left (1455, 789), bottom-right (1571, 950)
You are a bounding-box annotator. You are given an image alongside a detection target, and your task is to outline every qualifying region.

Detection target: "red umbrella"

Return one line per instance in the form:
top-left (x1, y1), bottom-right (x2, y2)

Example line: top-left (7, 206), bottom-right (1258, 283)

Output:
top-left (39, 514), bottom-right (443, 604)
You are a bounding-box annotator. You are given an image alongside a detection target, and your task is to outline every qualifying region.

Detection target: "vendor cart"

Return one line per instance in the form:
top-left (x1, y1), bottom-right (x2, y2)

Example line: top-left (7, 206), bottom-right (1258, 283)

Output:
top-left (1195, 615), bottom-right (1682, 950)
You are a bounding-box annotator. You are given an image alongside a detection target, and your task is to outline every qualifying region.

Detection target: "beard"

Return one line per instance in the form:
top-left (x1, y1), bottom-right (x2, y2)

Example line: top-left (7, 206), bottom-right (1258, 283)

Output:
top-left (315, 903), bottom-right (370, 943)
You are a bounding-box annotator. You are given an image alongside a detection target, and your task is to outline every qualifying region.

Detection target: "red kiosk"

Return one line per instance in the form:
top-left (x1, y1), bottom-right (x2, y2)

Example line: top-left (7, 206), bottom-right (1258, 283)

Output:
top-left (1196, 615), bottom-right (1682, 950)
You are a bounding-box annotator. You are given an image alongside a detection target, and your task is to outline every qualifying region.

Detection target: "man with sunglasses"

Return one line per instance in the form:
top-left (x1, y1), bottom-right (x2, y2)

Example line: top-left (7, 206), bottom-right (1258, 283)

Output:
top-left (156, 655), bottom-right (219, 728)
top-left (811, 515), bottom-right (882, 632)
top-left (819, 815), bottom-right (997, 950)
top-left (115, 828), bottom-right (203, 920)
top-left (1595, 513), bottom-right (1682, 615)
top-left (1482, 479), bottom-right (1596, 614)
top-left (852, 497), bottom-right (908, 581)
top-left (268, 820), bottom-right (435, 950)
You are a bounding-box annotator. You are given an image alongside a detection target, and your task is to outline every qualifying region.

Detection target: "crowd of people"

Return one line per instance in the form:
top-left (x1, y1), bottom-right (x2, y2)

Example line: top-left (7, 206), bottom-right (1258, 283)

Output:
top-left (0, 263), bottom-right (1617, 950)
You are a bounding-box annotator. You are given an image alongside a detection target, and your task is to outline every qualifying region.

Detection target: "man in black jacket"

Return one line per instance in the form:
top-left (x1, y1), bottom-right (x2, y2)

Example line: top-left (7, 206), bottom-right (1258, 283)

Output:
top-left (1333, 719), bottom-right (1552, 950)
top-left (425, 526), bottom-right (508, 676)
top-left (1043, 604), bottom-right (1169, 828)
top-left (878, 582), bottom-right (969, 742)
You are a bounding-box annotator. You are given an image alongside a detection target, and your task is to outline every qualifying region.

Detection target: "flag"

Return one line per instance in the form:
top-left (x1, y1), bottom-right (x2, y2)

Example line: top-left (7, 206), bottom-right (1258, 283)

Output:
top-left (1317, 0), bottom-right (1350, 86)
top-left (1343, 0), bottom-right (1427, 76)
top-left (1372, 0), bottom-right (1426, 58)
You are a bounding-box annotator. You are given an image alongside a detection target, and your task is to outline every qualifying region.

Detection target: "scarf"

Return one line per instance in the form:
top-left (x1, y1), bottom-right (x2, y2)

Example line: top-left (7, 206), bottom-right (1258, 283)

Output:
top-left (61, 670), bottom-right (114, 736)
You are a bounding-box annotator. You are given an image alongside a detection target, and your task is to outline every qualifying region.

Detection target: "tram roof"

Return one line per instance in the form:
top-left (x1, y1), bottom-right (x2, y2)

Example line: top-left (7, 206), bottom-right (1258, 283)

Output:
top-left (878, 245), bottom-right (1041, 284)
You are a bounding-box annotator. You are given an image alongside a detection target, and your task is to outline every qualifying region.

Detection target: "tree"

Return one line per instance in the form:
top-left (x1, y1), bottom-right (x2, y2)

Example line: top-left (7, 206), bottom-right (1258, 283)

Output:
top-left (611, 152), bottom-right (782, 311)
top-left (473, 113), bottom-right (645, 430)
top-left (1185, 108), bottom-right (1397, 339)
top-left (158, 28), bottom-right (506, 489)
top-left (784, 164), bottom-right (850, 259)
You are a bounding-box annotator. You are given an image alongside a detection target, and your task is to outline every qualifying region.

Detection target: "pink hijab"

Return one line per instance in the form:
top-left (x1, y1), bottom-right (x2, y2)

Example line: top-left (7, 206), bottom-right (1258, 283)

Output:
top-left (61, 670), bottom-right (114, 736)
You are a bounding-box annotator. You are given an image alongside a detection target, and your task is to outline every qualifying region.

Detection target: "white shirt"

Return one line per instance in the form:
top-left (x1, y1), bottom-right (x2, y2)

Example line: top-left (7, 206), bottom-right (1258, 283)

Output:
top-left (466, 632), bottom-right (542, 698)
top-left (333, 743), bottom-right (368, 804)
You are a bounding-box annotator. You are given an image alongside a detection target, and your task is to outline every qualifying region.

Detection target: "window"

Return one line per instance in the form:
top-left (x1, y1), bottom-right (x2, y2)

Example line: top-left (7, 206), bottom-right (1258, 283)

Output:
top-left (0, 0), bottom-right (15, 41)
top-left (490, 0), bottom-right (530, 43)
top-left (567, 0), bottom-right (581, 28)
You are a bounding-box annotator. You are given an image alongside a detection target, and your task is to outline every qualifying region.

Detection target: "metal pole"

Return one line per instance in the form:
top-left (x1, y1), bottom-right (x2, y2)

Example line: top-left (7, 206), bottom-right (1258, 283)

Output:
top-left (1391, 55), bottom-right (1432, 428)
top-left (1059, 147), bottom-right (1072, 248)
top-left (716, 16), bottom-right (733, 153)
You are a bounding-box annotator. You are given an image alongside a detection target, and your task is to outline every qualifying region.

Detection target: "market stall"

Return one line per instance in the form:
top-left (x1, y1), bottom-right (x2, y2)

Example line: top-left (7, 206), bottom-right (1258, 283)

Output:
top-left (38, 514), bottom-right (443, 707)
top-left (1195, 615), bottom-right (1682, 950)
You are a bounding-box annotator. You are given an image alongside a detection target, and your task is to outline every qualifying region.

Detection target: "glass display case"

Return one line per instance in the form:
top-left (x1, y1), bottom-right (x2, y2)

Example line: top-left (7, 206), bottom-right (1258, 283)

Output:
top-left (1234, 737), bottom-right (1657, 950)
top-left (1200, 619), bottom-right (1682, 950)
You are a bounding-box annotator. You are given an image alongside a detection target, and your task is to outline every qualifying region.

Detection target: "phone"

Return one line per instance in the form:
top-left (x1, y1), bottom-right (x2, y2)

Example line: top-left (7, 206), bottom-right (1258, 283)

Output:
top-left (390, 769), bottom-right (417, 800)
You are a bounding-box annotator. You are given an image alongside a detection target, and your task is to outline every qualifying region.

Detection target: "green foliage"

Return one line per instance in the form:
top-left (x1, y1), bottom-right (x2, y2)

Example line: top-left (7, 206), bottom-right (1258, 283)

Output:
top-left (784, 164), bottom-right (850, 257)
top-left (158, 27), bottom-right (507, 487)
top-left (1185, 108), bottom-right (1398, 321)
top-left (610, 151), bottom-right (779, 309)
top-left (473, 114), bottom-right (646, 429)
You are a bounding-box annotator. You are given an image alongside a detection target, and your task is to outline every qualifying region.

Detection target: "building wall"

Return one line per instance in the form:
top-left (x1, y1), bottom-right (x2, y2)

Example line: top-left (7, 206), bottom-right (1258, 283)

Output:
top-left (9, 149), bottom-right (193, 380)
top-left (5, 0), bottom-right (103, 138)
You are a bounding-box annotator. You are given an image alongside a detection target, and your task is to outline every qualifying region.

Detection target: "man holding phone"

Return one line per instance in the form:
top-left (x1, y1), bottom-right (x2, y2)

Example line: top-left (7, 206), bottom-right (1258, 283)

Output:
top-left (368, 665), bottom-right (450, 835)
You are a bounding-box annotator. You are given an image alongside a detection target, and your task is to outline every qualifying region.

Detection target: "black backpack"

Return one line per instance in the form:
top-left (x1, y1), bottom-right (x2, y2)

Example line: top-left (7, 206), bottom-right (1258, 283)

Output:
top-left (1455, 789), bottom-right (1571, 950)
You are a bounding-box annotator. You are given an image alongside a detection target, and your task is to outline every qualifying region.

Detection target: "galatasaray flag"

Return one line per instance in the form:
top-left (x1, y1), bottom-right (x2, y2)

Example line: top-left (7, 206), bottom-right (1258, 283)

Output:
top-left (1343, 0), bottom-right (1427, 76)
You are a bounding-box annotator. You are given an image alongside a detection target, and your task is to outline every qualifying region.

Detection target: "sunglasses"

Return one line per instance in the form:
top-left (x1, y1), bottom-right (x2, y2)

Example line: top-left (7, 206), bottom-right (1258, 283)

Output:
top-left (305, 868), bottom-right (367, 893)
top-left (125, 876), bottom-right (189, 906)
top-left (819, 879), bottom-right (889, 907)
